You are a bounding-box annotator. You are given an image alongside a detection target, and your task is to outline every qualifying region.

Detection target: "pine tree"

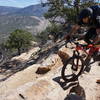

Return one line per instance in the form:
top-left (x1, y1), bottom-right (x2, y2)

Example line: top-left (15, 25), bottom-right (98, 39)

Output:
top-left (6, 29), bottom-right (33, 55)
top-left (42, 0), bottom-right (97, 23)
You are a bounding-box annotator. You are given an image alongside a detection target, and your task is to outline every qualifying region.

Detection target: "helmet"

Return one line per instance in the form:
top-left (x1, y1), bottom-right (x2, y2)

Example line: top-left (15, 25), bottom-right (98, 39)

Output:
top-left (79, 8), bottom-right (93, 21)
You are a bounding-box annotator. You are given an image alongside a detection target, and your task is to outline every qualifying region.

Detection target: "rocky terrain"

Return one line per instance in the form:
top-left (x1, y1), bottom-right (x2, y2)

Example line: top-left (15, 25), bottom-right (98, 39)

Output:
top-left (0, 40), bottom-right (100, 100)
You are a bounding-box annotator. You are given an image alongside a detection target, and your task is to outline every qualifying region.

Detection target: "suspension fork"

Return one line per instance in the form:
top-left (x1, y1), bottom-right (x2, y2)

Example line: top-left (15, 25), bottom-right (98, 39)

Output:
top-left (72, 50), bottom-right (80, 70)
top-left (84, 55), bottom-right (91, 67)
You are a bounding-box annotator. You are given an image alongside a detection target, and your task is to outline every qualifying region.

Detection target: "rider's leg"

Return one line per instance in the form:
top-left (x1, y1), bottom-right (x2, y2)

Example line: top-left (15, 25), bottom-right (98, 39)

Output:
top-left (84, 28), bottom-right (99, 62)
top-left (93, 28), bottom-right (100, 44)
top-left (84, 27), bottom-right (97, 44)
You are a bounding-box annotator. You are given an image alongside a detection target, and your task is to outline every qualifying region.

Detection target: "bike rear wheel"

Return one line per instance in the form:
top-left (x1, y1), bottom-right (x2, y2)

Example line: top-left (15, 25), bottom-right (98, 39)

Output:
top-left (61, 56), bottom-right (84, 82)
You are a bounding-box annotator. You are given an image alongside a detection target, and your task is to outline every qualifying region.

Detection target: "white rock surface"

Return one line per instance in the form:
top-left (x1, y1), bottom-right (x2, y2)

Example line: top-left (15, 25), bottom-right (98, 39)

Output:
top-left (0, 43), bottom-right (100, 100)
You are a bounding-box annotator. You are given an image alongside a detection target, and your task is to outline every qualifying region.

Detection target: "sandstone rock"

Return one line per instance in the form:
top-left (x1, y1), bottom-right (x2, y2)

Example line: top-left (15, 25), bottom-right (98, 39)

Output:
top-left (0, 78), bottom-right (66, 100)
top-left (0, 40), bottom-right (100, 100)
top-left (58, 46), bottom-right (73, 57)
top-left (42, 54), bottom-right (59, 67)
top-left (36, 67), bottom-right (51, 74)
top-left (96, 80), bottom-right (100, 84)
top-left (36, 54), bottom-right (62, 74)
top-left (11, 47), bottom-right (40, 62)
top-left (58, 50), bottom-right (69, 64)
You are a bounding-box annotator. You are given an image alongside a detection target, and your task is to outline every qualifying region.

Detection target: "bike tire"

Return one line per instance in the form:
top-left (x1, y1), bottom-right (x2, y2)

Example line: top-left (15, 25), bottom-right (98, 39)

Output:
top-left (61, 56), bottom-right (84, 82)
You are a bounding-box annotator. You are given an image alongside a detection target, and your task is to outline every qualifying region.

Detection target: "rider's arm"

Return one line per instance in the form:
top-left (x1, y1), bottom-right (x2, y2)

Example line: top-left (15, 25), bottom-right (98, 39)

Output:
top-left (64, 24), bottom-right (80, 39)
top-left (69, 24), bottom-right (80, 36)
top-left (93, 28), bottom-right (100, 44)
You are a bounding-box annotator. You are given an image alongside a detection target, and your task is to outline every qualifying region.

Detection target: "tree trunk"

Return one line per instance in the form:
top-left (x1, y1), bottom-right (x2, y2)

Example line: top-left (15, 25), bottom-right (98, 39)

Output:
top-left (18, 48), bottom-right (21, 55)
top-left (76, 0), bottom-right (80, 15)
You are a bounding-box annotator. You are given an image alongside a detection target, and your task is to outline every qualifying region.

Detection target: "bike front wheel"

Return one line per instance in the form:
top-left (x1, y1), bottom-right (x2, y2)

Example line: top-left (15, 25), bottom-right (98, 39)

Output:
top-left (61, 56), bottom-right (84, 82)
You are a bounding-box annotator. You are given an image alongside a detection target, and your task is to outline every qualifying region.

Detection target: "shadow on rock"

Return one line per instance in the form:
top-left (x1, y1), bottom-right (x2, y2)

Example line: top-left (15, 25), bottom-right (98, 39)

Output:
top-left (53, 76), bottom-right (86, 100)
top-left (64, 83), bottom-right (86, 100)
top-left (53, 76), bottom-right (78, 90)
top-left (0, 60), bottom-right (26, 82)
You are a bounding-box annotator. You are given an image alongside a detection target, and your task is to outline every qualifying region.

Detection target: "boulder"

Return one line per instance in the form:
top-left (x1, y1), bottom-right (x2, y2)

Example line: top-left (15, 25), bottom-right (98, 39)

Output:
top-left (58, 50), bottom-right (69, 64)
top-left (36, 67), bottom-right (51, 74)
top-left (58, 46), bottom-right (73, 64)
top-left (96, 80), bottom-right (100, 84)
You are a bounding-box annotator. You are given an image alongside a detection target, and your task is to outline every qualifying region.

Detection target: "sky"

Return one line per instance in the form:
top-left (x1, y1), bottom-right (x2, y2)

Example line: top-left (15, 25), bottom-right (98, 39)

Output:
top-left (0, 0), bottom-right (47, 8)
top-left (0, 0), bottom-right (99, 8)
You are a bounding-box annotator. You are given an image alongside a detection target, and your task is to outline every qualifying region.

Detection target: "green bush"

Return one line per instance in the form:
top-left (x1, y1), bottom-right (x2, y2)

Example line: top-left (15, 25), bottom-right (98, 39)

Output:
top-left (5, 29), bottom-right (33, 55)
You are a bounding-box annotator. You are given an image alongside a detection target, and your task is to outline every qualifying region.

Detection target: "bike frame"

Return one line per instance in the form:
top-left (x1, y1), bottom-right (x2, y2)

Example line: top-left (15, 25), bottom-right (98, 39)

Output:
top-left (74, 43), bottom-right (100, 57)
top-left (61, 40), bottom-right (100, 82)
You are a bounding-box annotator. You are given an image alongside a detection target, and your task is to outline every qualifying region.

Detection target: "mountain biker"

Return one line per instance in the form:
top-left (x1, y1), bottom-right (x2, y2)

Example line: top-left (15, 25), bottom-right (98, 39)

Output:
top-left (65, 5), bottom-right (100, 82)
top-left (65, 5), bottom-right (100, 45)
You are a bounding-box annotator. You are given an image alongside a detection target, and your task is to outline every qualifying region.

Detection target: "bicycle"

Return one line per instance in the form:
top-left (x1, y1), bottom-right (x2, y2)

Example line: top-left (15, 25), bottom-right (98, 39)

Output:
top-left (61, 39), bottom-right (100, 82)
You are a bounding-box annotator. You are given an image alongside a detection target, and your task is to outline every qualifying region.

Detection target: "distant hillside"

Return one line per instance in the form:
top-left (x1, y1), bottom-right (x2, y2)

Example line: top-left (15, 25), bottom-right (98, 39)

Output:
top-left (0, 6), bottom-right (21, 15)
top-left (0, 4), bottom-right (49, 43)
top-left (0, 15), bottom-right (41, 42)
top-left (0, 15), bottom-right (40, 33)
top-left (0, 4), bottom-right (48, 17)
top-left (10, 4), bottom-right (49, 17)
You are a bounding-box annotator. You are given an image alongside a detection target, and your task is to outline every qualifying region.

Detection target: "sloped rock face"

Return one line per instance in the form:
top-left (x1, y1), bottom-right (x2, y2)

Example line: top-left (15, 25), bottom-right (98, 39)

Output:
top-left (12, 47), bottom-right (40, 62)
top-left (0, 53), bottom-right (64, 100)
top-left (0, 54), bottom-right (66, 100)
top-left (0, 42), bottom-right (100, 100)
top-left (0, 47), bottom-right (41, 82)
top-left (1, 79), bottom-right (66, 100)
